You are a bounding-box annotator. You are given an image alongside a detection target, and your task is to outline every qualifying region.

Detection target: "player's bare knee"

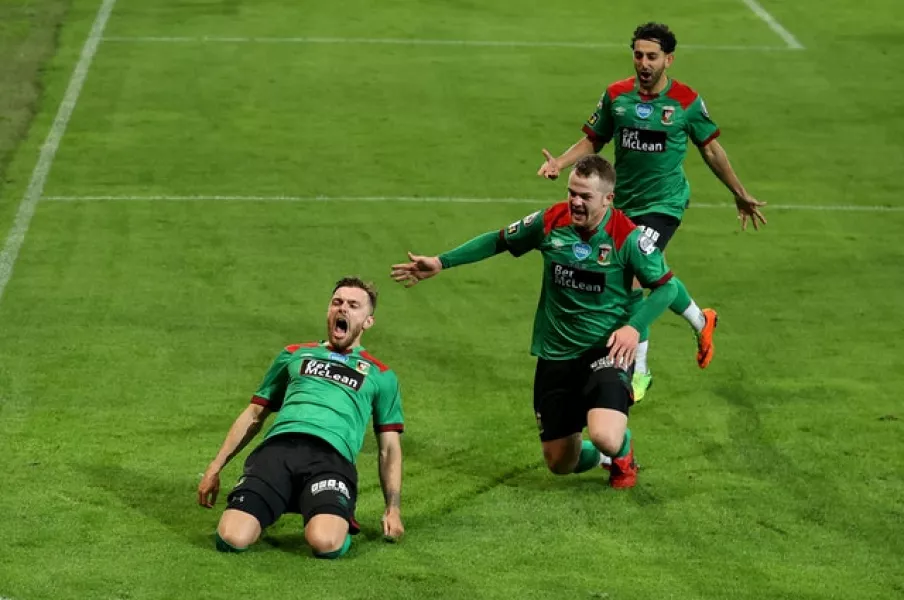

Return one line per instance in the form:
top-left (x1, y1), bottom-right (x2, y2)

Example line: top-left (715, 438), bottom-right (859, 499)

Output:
top-left (543, 449), bottom-right (578, 475)
top-left (305, 521), bottom-right (347, 554)
top-left (216, 510), bottom-right (261, 550)
top-left (589, 430), bottom-right (622, 457)
top-left (217, 523), bottom-right (257, 550)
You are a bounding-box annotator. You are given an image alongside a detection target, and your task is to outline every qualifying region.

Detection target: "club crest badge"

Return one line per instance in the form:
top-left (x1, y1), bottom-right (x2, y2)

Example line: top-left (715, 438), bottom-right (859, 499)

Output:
top-left (661, 105), bottom-right (675, 125)
top-left (597, 244), bottom-right (612, 266)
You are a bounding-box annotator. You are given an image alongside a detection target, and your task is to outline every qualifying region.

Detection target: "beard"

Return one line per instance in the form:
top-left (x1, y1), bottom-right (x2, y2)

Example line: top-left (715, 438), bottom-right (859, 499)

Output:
top-left (328, 315), bottom-right (362, 351)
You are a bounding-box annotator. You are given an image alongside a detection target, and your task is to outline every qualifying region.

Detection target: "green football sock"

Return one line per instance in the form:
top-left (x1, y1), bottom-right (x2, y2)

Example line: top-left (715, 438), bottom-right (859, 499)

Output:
top-left (574, 439), bottom-right (602, 473)
top-left (629, 289), bottom-right (650, 342)
top-left (314, 534), bottom-right (352, 560)
top-left (215, 532), bottom-right (247, 553)
top-left (615, 428), bottom-right (632, 458)
top-left (668, 276), bottom-right (693, 314)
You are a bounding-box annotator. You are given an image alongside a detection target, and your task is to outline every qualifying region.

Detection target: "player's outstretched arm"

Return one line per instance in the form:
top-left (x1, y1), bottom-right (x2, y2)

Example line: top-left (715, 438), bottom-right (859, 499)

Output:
top-left (537, 136), bottom-right (598, 180)
top-left (698, 139), bottom-right (767, 231)
top-left (390, 252), bottom-right (443, 288)
top-left (197, 403), bottom-right (270, 508)
top-left (391, 230), bottom-right (506, 288)
top-left (377, 431), bottom-right (404, 542)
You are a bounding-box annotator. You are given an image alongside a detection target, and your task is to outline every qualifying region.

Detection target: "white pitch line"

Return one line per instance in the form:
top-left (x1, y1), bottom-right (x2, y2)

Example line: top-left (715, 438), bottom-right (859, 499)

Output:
top-left (0, 0), bottom-right (117, 305)
top-left (102, 35), bottom-right (791, 53)
top-left (41, 195), bottom-right (904, 212)
top-left (739, 0), bottom-right (804, 50)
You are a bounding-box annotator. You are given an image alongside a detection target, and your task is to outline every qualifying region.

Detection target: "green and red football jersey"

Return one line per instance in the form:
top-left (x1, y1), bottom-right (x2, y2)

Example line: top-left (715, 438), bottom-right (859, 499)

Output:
top-left (250, 342), bottom-right (404, 464)
top-left (583, 77), bottom-right (720, 220)
top-left (501, 204), bottom-right (673, 360)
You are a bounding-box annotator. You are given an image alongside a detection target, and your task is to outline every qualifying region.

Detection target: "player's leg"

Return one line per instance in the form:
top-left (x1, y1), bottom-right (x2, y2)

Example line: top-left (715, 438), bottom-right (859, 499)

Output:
top-left (582, 351), bottom-right (637, 488)
top-left (668, 276), bottom-right (718, 368)
top-left (629, 214), bottom-right (680, 400)
top-left (216, 509), bottom-right (262, 552)
top-left (305, 514), bottom-right (350, 558)
top-left (540, 433), bottom-right (583, 474)
top-left (298, 435), bottom-right (359, 559)
top-left (628, 285), bottom-right (653, 401)
top-left (216, 438), bottom-right (294, 552)
top-left (534, 357), bottom-right (606, 474)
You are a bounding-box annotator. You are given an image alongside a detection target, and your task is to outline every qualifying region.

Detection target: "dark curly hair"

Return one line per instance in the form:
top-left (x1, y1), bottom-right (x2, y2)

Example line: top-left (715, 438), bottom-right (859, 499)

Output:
top-left (631, 22), bottom-right (677, 54)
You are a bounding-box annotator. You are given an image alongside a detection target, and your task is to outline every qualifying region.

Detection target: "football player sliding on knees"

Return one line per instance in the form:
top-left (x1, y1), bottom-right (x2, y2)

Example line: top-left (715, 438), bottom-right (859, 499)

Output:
top-left (391, 155), bottom-right (708, 488)
top-left (198, 277), bottom-right (405, 557)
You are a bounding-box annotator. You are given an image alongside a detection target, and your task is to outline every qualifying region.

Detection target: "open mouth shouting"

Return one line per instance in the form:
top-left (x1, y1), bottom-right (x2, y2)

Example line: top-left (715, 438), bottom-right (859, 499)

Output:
top-left (332, 315), bottom-right (349, 339)
top-left (570, 203), bottom-right (588, 225)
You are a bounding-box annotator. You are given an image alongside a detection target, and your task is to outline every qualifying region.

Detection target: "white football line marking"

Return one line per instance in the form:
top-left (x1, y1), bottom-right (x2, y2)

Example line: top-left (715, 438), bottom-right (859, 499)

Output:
top-left (41, 195), bottom-right (904, 212)
top-left (102, 35), bottom-right (793, 52)
top-left (738, 0), bottom-right (804, 49)
top-left (0, 0), bottom-right (118, 305)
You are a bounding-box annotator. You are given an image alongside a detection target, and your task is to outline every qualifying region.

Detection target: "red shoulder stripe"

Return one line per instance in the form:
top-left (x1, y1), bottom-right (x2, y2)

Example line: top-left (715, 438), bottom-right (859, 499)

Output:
top-left (666, 79), bottom-right (698, 110)
top-left (360, 350), bottom-right (390, 372)
top-left (604, 209), bottom-right (637, 250)
top-left (285, 342), bottom-right (319, 353)
top-left (543, 202), bottom-right (571, 235)
top-left (608, 77), bottom-right (635, 100)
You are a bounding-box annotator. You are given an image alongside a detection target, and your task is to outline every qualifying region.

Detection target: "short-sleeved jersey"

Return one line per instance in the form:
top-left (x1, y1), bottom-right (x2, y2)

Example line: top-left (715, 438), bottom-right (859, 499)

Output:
top-left (502, 203), bottom-right (673, 360)
top-left (250, 342), bottom-right (404, 464)
top-left (582, 77), bottom-right (720, 220)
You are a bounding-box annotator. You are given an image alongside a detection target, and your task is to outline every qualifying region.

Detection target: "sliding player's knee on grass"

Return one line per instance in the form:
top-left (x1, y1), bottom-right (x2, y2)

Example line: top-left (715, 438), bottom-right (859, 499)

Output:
top-left (216, 508), bottom-right (263, 552)
top-left (541, 435), bottom-right (582, 475)
top-left (306, 514), bottom-right (350, 557)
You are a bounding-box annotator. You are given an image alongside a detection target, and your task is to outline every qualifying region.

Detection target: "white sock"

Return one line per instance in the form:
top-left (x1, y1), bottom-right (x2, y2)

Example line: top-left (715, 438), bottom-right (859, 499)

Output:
top-left (599, 454), bottom-right (612, 467)
top-left (635, 341), bottom-right (650, 374)
top-left (682, 301), bottom-right (706, 333)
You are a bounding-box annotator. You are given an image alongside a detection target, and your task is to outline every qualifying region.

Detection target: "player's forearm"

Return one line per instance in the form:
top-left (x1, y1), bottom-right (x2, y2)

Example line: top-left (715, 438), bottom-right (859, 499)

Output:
top-left (206, 407), bottom-right (265, 473)
top-left (438, 231), bottom-right (505, 269)
top-left (378, 443), bottom-right (403, 511)
top-left (701, 141), bottom-right (747, 197)
top-left (556, 136), bottom-right (598, 169)
top-left (628, 279), bottom-right (679, 333)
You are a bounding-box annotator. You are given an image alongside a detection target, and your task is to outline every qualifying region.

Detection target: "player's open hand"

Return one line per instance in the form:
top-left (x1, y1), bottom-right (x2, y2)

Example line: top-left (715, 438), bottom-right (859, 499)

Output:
top-left (537, 148), bottom-right (560, 180)
top-left (382, 507), bottom-right (404, 542)
top-left (390, 252), bottom-right (442, 287)
top-left (198, 469), bottom-right (221, 508)
top-left (607, 326), bottom-right (640, 370)
top-left (735, 195), bottom-right (767, 231)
